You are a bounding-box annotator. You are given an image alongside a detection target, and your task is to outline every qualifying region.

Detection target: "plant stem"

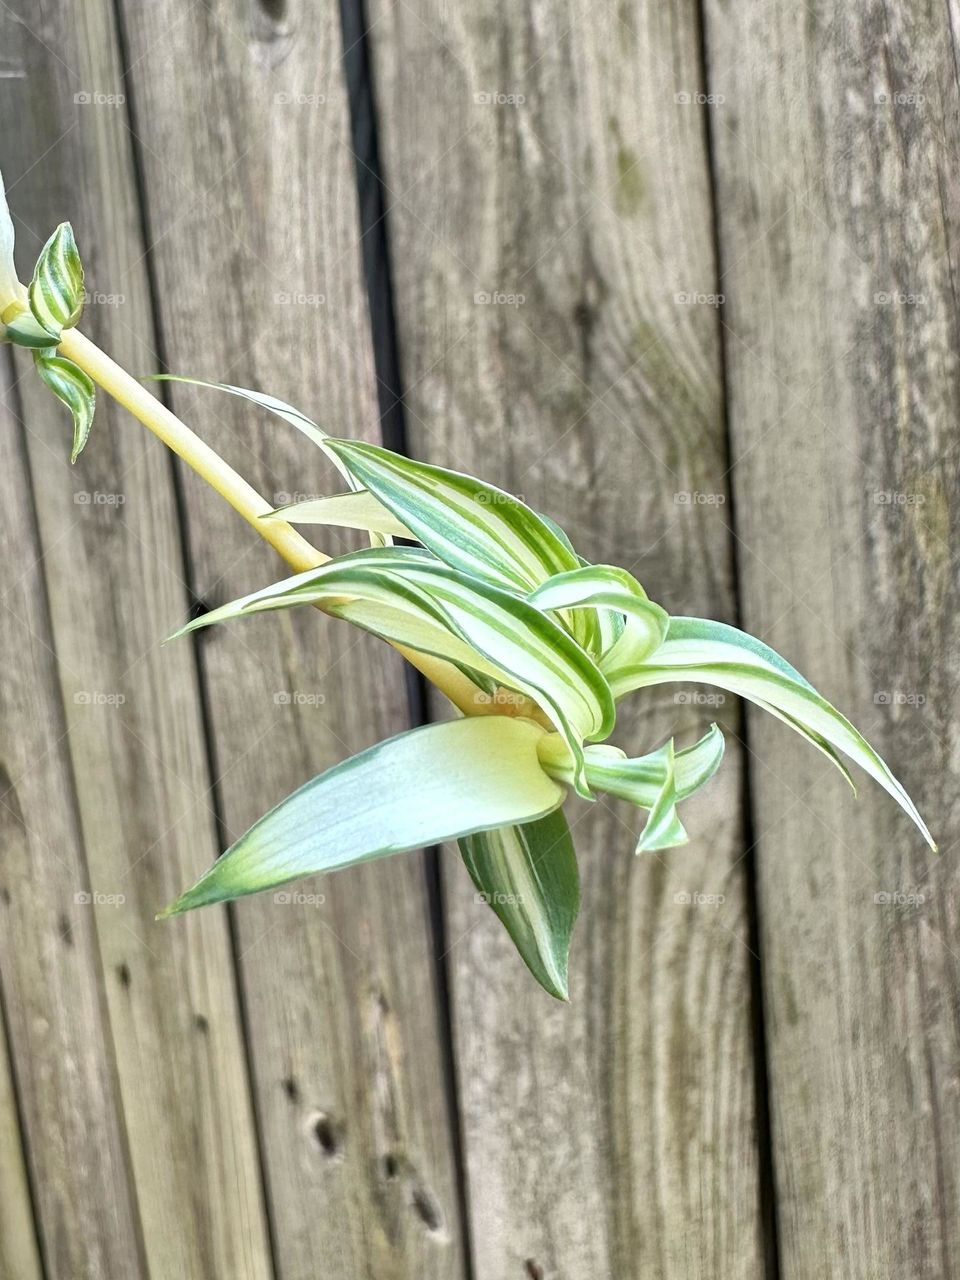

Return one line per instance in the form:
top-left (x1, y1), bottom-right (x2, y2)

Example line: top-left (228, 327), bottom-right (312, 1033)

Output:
top-left (57, 326), bottom-right (534, 720)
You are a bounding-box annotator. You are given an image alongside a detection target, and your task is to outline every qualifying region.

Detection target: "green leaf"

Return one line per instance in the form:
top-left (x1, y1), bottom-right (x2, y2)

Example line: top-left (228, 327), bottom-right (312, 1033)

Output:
top-left (323, 439), bottom-right (598, 651)
top-left (539, 724), bottom-right (725, 851)
top-left (159, 716), bottom-right (565, 917)
top-left (0, 168), bottom-right (20, 308)
top-left (264, 489), bottom-right (413, 538)
top-left (148, 376), bottom-right (386, 541)
top-left (460, 808), bottom-right (579, 1000)
top-left (34, 352), bottom-right (95, 463)
top-left (29, 222), bottom-right (84, 336)
top-left (4, 313), bottom-right (59, 349)
top-left (528, 564), bottom-right (668, 669)
top-left (616, 617), bottom-right (935, 849)
top-left (172, 546), bottom-right (616, 797)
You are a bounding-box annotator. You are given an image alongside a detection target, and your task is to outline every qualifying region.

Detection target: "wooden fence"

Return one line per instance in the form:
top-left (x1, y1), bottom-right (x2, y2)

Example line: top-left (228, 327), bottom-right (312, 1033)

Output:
top-left (0, 1), bottom-right (956, 1277)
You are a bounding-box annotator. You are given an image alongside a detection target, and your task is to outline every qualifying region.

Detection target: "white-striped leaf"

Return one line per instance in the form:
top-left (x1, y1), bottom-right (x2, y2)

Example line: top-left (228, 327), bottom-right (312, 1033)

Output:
top-left (528, 564), bottom-right (668, 669)
top-left (159, 716), bottom-right (565, 917)
top-left (29, 222), bottom-right (84, 336)
top-left (0, 168), bottom-right (20, 309)
top-left (34, 352), bottom-right (95, 463)
top-left (539, 723), bottom-right (725, 851)
top-left (172, 546), bottom-right (615, 796)
top-left (616, 617), bottom-right (934, 848)
top-left (5, 313), bottom-right (59, 349)
top-left (264, 489), bottom-right (413, 538)
top-left (323, 438), bottom-right (599, 652)
top-left (460, 808), bottom-right (579, 1000)
top-left (149, 375), bottom-right (391, 543)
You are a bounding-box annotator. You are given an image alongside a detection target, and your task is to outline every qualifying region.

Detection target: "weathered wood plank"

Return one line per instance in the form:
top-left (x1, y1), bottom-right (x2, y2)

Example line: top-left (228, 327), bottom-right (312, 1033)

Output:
top-left (705, 2), bottom-right (960, 1274)
top-left (2, 3), bottom-right (274, 1276)
top-left (0, 1009), bottom-right (42, 1280)
top-left (369, 1), bottom-right (764, 1275)
top-left (112, 1), bottom-right (467, 1275)
top-left (0, 353), bottom-right (143, 1276)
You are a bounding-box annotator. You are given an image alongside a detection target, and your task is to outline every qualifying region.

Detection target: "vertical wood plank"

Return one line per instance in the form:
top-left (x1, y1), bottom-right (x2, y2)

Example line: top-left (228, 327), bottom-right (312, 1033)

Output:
top-left (705, 2), bottom-right (960, 1275)
top-left (112, 1), bottom-right (468, 1275)
top-left (0, 350), bottom-right (143, 1276)
top-left (369, 1), bottom-right (764, 1275)
top-left (0, 1007), bottom-right (42, 1280)
top-left (1, 3), bottom-right (274, 1276)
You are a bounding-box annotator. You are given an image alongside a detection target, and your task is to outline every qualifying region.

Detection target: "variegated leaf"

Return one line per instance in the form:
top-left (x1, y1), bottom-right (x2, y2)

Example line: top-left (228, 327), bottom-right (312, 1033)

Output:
top-left (34, 351), bottom-right (95, 463)
top-left (617, 617), bottom-right (934, 848)
top-left (460, 808), bottom-right (579, 1000)
top-left (29, 222), bottom-right (84, 336)
top-left (160, 716), bottom-right (565, 917)
top-left (528, 563), bottom-right (668, 668)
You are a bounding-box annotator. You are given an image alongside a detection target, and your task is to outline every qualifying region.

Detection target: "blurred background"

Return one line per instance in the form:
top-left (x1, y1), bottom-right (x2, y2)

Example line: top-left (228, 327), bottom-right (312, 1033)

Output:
top-left (0, 1), bottom-right (956, 1277)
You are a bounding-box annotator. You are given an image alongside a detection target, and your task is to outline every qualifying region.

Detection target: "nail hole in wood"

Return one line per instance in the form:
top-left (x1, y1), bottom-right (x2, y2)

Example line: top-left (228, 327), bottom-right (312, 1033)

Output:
top-left (58, 914), bottom-right (73, 947)
top-left (525, 1262), bottom-right (544, 1280)
top-left (258, 0), bottom-right (287, 21)
top-left (411, 1182), bottom-right (443, 1233)
top-left (307, 1111), bottom-right (342, 1158)
top-left (281, 1076), bottom-right (299, 1103)
top-left (194, 1013), bottom-right (209, 1034)
top-left (117, 962), bottom-right (131, 988)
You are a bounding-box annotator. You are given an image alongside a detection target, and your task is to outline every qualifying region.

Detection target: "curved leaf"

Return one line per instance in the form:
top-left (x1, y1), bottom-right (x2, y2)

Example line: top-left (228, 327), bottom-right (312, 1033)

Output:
top-left (460, 808), bottom-right (579, 1000)
top-left (323, 438), bottom-right (598, 651)
top-left (173, 546), bottom-right (616, 796)
top-left (528, 564), bottom-right (668, 668)
top-left (160, 716), bottom-right (565, 917)
top-left (29, 222), bottom-right (84, 336)
top-left (34, 352), bottom-right (95, 463)
top-left (615, 617), bottom-right (934, 848)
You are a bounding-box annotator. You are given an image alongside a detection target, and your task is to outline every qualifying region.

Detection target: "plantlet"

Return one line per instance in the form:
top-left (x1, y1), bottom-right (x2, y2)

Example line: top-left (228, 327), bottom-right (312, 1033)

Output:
top-left (0, 174), bottom-right (934, 998)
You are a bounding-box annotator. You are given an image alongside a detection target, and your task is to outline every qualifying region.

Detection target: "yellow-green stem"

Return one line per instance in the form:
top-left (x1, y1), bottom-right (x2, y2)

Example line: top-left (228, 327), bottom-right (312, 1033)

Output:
top-left (57, 326), bottom-right (535, 720)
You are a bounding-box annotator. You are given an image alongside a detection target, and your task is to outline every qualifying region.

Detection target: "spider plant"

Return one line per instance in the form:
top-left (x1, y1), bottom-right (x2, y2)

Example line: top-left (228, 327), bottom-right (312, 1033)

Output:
top-left (0, 175), bottom-right (934, 998)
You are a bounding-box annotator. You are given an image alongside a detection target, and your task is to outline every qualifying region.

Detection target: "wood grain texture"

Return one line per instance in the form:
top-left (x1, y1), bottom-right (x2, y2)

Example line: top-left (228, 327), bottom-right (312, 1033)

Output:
top-left (0, 1009), bottom-right (41, 1280)
top-left (0, 351), bottom-right (143, 1276)
top-left (368, 1), bottom-right (764, 1274)
top-left (112, 1), bottom-right (467, 1275)
top-left (1, 3), bottom-right (274, 1276)
top-left (704, 1), bottom-right (960, 1275)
